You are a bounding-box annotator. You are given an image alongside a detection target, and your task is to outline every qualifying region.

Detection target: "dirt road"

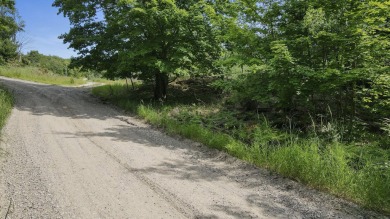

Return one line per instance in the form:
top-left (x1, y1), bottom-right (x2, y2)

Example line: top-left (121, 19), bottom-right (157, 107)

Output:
top-left (0, 77), bottom-right (385, 218)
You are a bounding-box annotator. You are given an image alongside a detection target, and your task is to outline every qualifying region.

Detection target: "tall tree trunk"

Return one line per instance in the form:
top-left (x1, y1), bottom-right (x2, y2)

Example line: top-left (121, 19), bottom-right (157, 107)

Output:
top-left (154, 72), bottom-right (168, 100)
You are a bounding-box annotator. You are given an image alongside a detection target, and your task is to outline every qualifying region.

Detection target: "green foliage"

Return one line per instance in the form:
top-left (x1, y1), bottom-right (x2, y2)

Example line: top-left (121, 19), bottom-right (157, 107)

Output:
top-left (54, 0), bottom-right (224, 99)
top-left (220, 0), bottom-right (390, 135)
top-left (92, 83), bottom-right (390, 213)
top-left (0, 39), bottom-right (17, 63)
top-left (359, 68), bottom-right (390, 116)
top-left (71, 0), bottom-right (390, 213)
top-left (0, 86), bottom-right (12, 130)
top-left (0, 0), bottom-right (23, 62)
top-left (23, 50), bottom-right (70, 75)
top-left (58, 0), bottom-right (390, 212)
top-left (0, 66), bottom-right (85, 85)
top-left (20, 50), bottom-right (98, 78)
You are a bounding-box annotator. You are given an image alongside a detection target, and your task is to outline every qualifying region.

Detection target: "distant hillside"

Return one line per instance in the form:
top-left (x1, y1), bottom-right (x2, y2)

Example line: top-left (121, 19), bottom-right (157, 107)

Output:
top-left (22, 50), bottom-right (70, 75)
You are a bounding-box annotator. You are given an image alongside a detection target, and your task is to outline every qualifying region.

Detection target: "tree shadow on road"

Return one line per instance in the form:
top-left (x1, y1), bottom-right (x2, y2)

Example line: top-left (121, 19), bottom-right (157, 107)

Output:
top-left (54, 124), bottom-right (375, 218)
top-left (1, 78), bottom-right (381, 218)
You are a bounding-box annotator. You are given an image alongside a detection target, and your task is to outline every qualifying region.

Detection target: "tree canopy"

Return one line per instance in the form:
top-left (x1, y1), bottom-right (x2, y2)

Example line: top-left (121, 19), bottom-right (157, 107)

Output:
top-left (222, 0), bottom-right (389, 128)
top-left (0, 0), bottom-right (23, 63)
top-left (54, 0), bottom-right (389, 127)
top-left (54, 0), bottom-right (224, 99)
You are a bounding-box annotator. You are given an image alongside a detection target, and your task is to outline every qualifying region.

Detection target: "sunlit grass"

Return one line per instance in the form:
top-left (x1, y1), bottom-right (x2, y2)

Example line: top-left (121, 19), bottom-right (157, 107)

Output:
top-left (93, 84), bottom-right (390, 214)
top-left (94, 78), bottom-right (129, 84)
top-left (0, 66), bottom-right (85, 86)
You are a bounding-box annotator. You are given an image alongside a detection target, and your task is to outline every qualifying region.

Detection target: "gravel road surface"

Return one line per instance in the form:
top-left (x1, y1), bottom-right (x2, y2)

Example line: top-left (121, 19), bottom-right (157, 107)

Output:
top-left (0, 77), bottom-right (386, 218)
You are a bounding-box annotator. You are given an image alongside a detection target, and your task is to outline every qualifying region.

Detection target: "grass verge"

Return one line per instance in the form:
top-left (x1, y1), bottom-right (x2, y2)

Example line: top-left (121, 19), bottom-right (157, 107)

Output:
top-left (0, 66), bottom-right (85, 86)
top-left (93, 83), bottom-right (390, 214)
top-left (0, 86), bottom-right (13, 131)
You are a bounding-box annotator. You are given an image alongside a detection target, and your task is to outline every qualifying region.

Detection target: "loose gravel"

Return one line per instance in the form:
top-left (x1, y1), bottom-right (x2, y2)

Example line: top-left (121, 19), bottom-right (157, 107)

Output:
top-left (0, 76), bottom-right (387, 219)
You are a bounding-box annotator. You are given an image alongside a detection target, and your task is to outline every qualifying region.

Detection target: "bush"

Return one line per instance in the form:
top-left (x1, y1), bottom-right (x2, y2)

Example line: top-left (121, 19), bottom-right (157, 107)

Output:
top-left (92, 84), bottom-right (390, 213)
top-left (0, 87), bottom-right (13, 130)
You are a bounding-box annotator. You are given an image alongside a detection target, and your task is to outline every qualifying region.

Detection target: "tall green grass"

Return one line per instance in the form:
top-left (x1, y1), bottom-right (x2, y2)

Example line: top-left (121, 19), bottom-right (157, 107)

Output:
top-left (0, 66), bottom-right (85, 86)
top-left (91, 77), bottom-right (129, 85)
top-left (0, 87), bottom-right (13, 131)
top-left (93, 84), bottom-right (390, 214)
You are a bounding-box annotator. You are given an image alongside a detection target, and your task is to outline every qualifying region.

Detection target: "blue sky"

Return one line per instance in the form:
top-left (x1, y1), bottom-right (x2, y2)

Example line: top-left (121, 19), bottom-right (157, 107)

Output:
top-left (16, 0), bottom-right (77, 58)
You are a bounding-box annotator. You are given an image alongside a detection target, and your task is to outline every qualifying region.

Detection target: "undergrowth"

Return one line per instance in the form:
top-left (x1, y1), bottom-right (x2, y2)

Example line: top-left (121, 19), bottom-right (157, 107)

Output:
top-left (0, 86), bottom-right (13, 131)
top-left (0, 66), bottom-right (85, 86)
top-left (92, 83), bottom-right (390, 214)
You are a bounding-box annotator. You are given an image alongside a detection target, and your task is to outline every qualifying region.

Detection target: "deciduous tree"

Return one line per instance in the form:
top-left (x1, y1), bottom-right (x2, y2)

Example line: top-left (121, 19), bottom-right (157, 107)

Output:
top-left (0, 0), bottom-right (23, 63)
top-left (54, 0), bottom-right (222, 100)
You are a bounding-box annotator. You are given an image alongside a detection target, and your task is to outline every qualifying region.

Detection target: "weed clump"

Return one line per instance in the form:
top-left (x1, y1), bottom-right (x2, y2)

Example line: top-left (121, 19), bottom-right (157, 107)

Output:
top-left (0, 87), bottom-right (13, 131)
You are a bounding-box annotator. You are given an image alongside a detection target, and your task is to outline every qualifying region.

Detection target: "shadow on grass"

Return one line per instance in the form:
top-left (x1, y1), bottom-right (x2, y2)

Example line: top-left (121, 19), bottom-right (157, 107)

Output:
top-left (53, 124), bottom-right (378, 218)
top-left (0, 77), bottom-right (383, 218)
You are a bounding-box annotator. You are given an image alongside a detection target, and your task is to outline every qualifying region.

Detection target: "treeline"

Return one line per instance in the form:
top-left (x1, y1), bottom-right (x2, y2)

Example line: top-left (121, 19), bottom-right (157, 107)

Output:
top-left (21, 50), bottom-right (70, 75)
top-left (0, 1), bottom-right (94, 78)
top-left (3, 49), bottom-right (97, 78)
top-left (0, 0), bottom-right (23, 64)
top-left (20, 50), bottom-right (94, 78)
top-left (54, 0), bottom-right (389, 137)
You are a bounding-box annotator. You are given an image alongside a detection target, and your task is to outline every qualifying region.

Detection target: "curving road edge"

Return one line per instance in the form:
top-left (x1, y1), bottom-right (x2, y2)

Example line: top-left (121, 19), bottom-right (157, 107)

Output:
top-left (0, 76), bottom-right (386, 219)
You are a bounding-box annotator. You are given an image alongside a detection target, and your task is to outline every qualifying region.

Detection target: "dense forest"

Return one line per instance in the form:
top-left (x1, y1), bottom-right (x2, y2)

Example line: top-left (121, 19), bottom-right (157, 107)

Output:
top-left (54, 0), bottom-right (389, 137)
top-left (54, 0), bottom-right (389, 212)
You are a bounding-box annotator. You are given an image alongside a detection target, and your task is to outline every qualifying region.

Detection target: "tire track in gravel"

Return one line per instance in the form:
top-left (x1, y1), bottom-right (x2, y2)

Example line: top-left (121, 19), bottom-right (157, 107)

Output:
top-left (58, 103), bottom-right (200, 218)
top-left (0, 76), bottom-right (387, 219)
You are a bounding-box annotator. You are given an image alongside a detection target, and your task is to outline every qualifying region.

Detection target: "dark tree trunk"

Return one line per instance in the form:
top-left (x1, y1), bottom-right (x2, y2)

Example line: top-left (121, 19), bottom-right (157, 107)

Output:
top-left (125, 76), bottom-right (135, 91)
top-left (130, 77), bottom-right (135, 90)
top-left (154, 72), bottom-right (168, 100)
top-left (125, 78), bottom-right (129, 91)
